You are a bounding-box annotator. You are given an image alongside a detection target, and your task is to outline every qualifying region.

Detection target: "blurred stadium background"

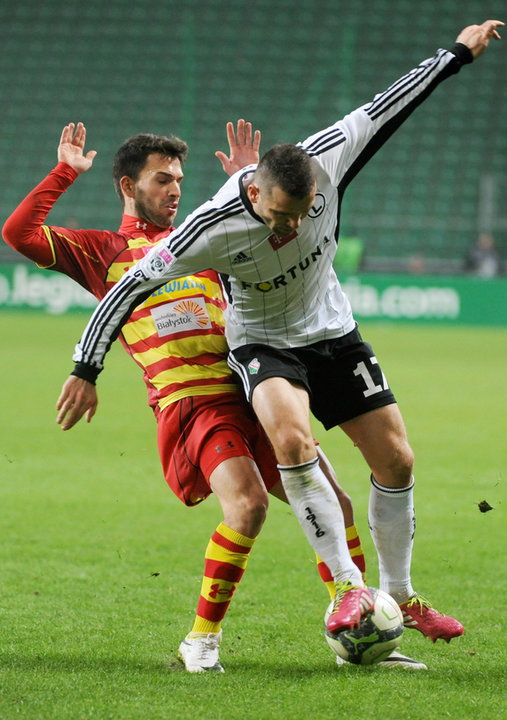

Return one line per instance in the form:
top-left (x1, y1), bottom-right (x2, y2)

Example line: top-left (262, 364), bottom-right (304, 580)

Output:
top-left (0, 0), bottom-right (505, 291)
top-left (0, 7), bottom-right (505, 711)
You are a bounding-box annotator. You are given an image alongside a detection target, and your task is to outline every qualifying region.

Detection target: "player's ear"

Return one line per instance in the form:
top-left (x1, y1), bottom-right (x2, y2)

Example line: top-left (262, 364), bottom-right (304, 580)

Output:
top-left (120, 176), bottom-right (135, 199)
top-left (247, 183), bottom-right (260, 203)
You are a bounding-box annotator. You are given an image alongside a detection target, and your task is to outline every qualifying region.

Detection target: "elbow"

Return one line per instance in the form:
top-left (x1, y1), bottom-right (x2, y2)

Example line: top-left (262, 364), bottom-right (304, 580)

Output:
top-left (2, 216), bottom-right (17, 247)
top-left (1, 216), bottom-right (52, 265)
top-left (2, 215), bottom-right (26, 252)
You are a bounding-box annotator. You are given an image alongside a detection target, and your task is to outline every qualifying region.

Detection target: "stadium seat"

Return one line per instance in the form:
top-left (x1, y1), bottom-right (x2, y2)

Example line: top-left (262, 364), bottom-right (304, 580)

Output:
top-left (0, 0), bottom-right (505, 270)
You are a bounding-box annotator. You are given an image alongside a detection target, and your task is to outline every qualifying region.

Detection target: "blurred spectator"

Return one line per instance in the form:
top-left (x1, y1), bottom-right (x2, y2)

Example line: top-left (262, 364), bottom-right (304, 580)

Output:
top-left (408, 254), bottom-right (426, 275)
top-left (465, 232), bottom-right (502, 277)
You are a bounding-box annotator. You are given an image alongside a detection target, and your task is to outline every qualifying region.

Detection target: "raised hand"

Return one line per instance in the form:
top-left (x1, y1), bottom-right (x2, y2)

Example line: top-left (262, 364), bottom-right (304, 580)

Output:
top-left (56, 375), bottom-right (98, 430)
top-left (456, 19), bottom-right (504, 58)
top-left (57, 122), bottom-right (97, 175)
top-left (215, 119), bottom-right (261, 176)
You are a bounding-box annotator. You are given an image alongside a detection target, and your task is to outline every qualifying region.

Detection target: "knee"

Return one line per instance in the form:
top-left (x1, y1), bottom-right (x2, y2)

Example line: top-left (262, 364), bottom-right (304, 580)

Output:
top-left (242, 490), bottom-right (269, 527)
top-left (392, 442), bottom-right (414, 485)
top-left (223, 488), bottom-right (269, 538)
top-left (374, 442), bottom-right (414, 489)
top-left (272, 426), bottom-right (315, 465)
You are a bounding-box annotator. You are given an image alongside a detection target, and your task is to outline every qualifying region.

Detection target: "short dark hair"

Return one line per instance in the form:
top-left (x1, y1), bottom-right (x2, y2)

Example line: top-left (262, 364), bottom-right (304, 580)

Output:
top-left (255, 143), bottom-right (316, 198)
top-left (112, 133), bottom-right (189, 200)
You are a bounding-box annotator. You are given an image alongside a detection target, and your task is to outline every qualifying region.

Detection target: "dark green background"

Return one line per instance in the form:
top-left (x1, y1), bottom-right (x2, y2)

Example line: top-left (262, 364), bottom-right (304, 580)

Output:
top-left (0, 0), bottom-right (505, 268)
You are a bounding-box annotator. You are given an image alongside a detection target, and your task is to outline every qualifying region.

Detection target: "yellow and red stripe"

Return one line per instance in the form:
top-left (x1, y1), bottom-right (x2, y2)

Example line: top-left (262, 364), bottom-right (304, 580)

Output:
top-left (192, 523), bottom-right (256, 633)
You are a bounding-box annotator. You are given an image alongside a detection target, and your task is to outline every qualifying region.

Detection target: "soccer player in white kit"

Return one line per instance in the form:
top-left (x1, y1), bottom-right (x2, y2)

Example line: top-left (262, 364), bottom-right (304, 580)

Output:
top-left (57, 20), bottom-right (502, 641)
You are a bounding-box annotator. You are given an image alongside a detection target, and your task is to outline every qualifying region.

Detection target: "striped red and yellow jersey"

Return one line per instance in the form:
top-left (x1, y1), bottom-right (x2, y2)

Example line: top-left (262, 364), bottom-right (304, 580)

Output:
top-left (2, 162), bottom-right (239, 412)
top-left (105, 245), bottom-right (238, 411)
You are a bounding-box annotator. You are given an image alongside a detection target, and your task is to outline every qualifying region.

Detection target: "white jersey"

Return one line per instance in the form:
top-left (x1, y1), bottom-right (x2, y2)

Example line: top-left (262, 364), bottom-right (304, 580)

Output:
top-left (73, 45), bottom-right (471, 376)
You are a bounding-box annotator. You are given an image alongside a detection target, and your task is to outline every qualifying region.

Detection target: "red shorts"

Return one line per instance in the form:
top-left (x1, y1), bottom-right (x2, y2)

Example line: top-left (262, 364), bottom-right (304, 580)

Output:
top-left (156, 393), bottom-right (280, 506)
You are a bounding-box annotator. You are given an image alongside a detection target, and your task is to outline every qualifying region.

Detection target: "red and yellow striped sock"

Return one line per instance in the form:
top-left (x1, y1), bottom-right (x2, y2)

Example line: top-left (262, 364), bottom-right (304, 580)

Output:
top-left (316, 524), bottom-right (367, 599)
top-left (315, 554), bottom-right (335, 600)
top-left (190, 522), bottom-right (256, 635)
top-left (346, 524), bottom-right (366, 580)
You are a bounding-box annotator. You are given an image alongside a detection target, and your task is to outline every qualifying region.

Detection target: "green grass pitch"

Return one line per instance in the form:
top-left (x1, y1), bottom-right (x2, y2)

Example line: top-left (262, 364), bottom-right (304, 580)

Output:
top-left (0, 311), bottom-right (505, 719)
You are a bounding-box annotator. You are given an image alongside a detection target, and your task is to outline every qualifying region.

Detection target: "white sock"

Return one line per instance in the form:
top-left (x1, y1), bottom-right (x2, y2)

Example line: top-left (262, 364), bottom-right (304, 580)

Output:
top-left (368, 474), bottom-right (416, 603)
top-left (278, 458), bottom-right (363, 586)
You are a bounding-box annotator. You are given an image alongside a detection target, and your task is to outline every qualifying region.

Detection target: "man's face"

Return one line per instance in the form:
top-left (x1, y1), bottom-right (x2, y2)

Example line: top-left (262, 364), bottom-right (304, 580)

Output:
top-left (131, 153), bottom-right (184, 229)
top-left (247, 182), bottom-right (316, 239)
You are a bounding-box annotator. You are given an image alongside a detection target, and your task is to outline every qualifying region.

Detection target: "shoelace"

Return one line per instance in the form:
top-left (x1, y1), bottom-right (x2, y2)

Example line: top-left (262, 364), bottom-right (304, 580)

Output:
top-left (331, 580), bottom-right (359, 612)
top-left (194, 635), bottom-right (219, 661)
top-left (404, 594), bottom-right (432, 611)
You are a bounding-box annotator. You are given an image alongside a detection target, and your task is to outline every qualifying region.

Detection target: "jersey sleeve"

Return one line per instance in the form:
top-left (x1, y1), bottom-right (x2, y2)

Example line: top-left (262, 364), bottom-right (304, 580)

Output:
top-left (70, 199), bottom-right (221, 382)
top-left (2, 162), bottom-right (124, 297)
top-left (300, 44), bottom-right (473, 191)
top-left (2, 162), bottom-right (79, 266)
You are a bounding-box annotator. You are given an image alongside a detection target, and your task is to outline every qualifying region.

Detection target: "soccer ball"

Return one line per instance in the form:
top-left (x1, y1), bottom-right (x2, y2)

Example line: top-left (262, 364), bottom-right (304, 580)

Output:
top-left (324, 587), bottom-right (404, 665)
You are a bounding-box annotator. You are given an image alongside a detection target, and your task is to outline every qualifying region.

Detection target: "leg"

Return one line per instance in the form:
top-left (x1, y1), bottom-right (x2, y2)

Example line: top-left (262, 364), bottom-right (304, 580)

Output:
top-left (252, 377), bottom-right (372, 632)
top-left (268, 448), bottom-right (359, 527)
top-left (269, 448), bottom-right (367, 592)
top-left (269, 459), bottom-right (426, 672)
top-left (314, 446), bottom-right (366, 583)
top-left (252, 377), bottom-right (361, 585)
top-left (190, 456), bottom-right (267, 636)
top-left (161, 396), bottom-right (269, 672)
top-left (209, 455), bottom-right (269, 538)
top-left (341, 404), bottom-right (463, 642)
top-left (315, 446), bottom-right (355, 526)
top-left (340, 403), bottom-right (414, 489)
top-left (340, 404), bottom-right (416, 601)
top-left (271, 445), bottom-right (367, 591)
top-left (251, 376), bottom-right (316, 465)
top-left (179, 458), bottom-right (267, 673)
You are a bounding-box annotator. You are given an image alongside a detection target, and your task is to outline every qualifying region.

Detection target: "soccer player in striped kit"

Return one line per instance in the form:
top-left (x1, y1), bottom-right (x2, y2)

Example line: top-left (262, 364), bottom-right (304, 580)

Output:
top-left (58, 19), bottom-right (502, 649)
top-left (6, 121), bottom-right (404, 672)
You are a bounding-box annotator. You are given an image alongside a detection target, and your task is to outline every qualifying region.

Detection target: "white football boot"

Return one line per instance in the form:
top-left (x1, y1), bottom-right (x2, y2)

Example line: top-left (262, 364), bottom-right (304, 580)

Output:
top-left (178, 631), bottom-right (224, 673)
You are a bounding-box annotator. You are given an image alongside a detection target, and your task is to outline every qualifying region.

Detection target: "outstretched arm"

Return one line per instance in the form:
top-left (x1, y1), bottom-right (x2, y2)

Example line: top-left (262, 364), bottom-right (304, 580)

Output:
top-left (301, 18), bottom-right (504, 192)
top-left (2, 122), bottom-right (97, 265)
top-left (215, 118), bottom-right (261, 175)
